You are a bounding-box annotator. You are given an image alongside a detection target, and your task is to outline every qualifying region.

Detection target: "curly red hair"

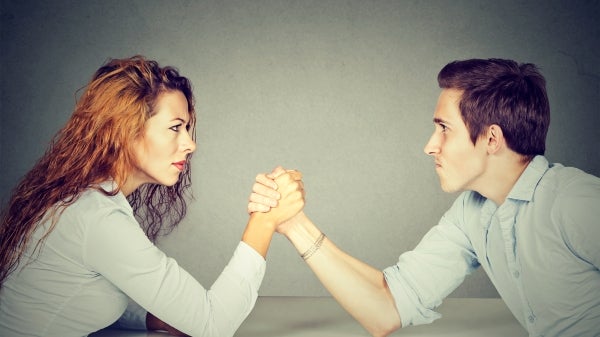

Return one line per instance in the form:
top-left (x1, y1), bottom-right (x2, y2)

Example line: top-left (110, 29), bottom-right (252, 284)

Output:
top-left (0, 56), bottom-right (196, 285)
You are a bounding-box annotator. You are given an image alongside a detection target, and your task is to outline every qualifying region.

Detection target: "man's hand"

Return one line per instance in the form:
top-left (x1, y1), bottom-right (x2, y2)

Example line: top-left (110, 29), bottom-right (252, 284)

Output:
top-left (249, 167), bottom-right (304, 230)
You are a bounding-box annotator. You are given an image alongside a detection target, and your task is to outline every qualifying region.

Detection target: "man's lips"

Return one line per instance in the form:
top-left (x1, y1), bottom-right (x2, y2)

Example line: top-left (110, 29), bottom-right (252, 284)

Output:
top-left (173, 161), bottom-right (186, 171)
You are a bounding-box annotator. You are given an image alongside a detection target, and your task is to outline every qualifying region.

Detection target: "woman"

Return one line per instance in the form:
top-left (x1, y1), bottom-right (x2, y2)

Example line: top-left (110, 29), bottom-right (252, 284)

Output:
top-left (0, 56), bottom-right (304, 337)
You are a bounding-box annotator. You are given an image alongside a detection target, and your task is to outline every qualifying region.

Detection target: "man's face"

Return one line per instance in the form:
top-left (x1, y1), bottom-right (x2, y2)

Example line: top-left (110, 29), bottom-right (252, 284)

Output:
top-left (424, 89), bottom-right (489, 193)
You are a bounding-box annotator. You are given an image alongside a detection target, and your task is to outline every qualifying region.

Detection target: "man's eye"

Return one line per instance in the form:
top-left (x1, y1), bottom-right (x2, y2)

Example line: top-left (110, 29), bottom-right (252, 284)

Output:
top-left (440, 124), bottom-right (448, 132)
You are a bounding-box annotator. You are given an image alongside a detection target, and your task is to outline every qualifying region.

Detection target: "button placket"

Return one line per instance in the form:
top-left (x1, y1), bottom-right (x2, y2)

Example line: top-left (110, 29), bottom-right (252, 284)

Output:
top-left (499, 201), bottom-right (537, 332)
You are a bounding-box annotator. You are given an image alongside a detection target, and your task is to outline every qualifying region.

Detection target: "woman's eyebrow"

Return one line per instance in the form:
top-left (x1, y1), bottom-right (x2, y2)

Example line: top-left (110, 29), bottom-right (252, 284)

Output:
top-left (171, 117), bottom-right (188, 123)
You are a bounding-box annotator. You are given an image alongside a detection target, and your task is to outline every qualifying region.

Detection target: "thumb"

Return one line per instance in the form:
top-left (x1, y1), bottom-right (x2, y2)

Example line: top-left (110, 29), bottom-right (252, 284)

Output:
top-left (268, 166), bottom-right (287, 179)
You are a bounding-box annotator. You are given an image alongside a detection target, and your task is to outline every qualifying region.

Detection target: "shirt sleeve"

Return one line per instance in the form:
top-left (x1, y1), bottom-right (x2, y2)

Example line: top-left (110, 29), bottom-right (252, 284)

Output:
top-left (553, 171), bottom-right (600, 270)
top-left (82, 208), bottom-right (266, 337)
top-left (383, 193), bottom-right (479, 327)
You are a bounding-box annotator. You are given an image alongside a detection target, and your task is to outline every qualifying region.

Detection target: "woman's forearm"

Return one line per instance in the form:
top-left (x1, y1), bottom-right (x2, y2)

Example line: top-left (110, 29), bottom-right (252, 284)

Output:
top-left (241, 213), bottom-right (276, 258)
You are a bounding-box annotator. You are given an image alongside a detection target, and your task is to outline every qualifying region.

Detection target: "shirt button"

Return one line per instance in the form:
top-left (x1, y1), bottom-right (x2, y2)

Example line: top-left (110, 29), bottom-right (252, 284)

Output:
top-left (528, 315), bottom-right (535, 323)
top-left (513, 271), bottom-right (520, 278)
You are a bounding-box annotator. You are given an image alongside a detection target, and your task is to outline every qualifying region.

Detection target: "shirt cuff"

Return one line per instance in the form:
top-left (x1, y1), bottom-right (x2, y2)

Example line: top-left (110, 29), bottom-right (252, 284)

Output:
top-left (383, 265), bottom-right (442, 327)
top-left (229, 241), bottom-right (266, 287)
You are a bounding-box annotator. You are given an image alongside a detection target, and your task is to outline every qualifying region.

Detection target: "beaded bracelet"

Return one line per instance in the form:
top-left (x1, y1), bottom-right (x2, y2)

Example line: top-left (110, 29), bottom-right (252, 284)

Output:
top-left (300, 233), bottom-right (326, 261)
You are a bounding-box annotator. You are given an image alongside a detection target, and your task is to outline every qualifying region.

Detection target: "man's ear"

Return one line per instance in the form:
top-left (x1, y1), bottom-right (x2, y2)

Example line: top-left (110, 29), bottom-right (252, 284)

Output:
top-left (486, 124), bottom-right (504, 154)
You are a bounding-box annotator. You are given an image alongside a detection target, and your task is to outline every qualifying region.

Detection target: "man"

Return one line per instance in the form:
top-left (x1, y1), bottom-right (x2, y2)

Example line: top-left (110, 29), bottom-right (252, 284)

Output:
top-left (249, 58), bottom-right (600, 337)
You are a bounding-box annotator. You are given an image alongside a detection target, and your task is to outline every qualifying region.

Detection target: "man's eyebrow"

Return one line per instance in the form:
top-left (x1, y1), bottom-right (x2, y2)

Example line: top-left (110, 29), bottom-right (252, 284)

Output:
top-left (433, 117), bottom-right (450, 125)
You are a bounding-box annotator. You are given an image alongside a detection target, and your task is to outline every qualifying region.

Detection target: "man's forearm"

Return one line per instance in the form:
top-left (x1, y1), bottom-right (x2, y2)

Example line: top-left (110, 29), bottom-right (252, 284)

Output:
top-left (282, 212), bottom-right (402, 336)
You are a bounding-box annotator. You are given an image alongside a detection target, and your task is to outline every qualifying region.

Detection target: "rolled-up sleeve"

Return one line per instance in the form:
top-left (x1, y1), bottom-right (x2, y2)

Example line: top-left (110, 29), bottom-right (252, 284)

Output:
top-left (383, 195), bottom-right (479, 327)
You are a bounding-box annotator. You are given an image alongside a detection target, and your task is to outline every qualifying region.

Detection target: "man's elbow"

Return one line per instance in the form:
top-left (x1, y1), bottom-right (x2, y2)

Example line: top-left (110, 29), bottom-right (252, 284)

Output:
top-left (366, 317), bottom-right (402, 337)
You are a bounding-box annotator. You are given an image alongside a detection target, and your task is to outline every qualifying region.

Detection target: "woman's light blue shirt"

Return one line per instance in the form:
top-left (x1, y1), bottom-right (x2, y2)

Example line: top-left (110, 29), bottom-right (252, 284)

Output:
top-left (384, 156), bottom-right (600, 337)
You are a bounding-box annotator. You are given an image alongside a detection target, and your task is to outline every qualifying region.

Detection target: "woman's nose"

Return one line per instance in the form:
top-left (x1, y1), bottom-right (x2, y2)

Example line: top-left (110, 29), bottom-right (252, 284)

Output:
top-left (182, 132), bottom-right (196, 153)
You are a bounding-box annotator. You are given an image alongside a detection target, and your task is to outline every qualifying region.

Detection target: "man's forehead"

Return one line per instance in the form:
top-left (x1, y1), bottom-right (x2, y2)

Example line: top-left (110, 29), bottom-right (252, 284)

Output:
top-left (440, 88), bottom-right (463, 103)
top-left (433, 89), bottom-right (463, 124)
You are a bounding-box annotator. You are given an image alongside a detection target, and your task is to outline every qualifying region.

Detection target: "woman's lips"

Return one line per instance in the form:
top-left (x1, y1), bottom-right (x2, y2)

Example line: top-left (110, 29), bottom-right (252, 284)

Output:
top-left (173, 161), bottom-right (186, 171)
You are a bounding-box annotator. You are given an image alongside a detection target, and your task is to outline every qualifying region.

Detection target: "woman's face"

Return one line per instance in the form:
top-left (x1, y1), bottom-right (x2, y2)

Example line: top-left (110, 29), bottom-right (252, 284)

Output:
top-left (126, 90), bottom-right (195, 194)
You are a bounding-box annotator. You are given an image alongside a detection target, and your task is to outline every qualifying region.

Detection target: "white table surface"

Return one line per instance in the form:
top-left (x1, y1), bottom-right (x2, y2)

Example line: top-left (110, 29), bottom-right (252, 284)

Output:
top-left (90, 296), bottom-right (528, 337)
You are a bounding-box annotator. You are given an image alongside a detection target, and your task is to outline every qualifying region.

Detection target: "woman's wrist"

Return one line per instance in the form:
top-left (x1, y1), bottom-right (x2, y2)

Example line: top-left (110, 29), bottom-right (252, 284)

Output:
top-left (241, 213), bottom-right (278, 258)
top-left (248, 212), bottom-right (278, 232)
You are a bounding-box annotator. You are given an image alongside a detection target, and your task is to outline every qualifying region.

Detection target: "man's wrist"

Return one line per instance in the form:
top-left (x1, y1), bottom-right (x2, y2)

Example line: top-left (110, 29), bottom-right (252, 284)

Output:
top-left (284, 213), bottom-right (322, 253)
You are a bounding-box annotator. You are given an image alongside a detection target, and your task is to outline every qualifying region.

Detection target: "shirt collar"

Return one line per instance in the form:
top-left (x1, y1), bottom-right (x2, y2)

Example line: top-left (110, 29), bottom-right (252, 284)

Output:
top-left (506, 155), bottom-right (550, 202)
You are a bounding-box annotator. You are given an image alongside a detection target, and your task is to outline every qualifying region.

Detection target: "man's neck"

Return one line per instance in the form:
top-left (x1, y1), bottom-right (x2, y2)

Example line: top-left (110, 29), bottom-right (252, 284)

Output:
top-left (478, 154), bottom-right (531, 206)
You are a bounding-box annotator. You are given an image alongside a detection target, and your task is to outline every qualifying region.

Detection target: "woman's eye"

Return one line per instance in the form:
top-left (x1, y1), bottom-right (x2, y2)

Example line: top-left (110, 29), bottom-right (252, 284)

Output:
top-left (170, 124), bottom-right (182, 132)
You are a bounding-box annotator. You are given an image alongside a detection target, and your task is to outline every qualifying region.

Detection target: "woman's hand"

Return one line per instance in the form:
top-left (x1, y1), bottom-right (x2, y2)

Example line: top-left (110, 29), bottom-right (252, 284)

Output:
top-left (241, 166), bottom-right (305, 257)
top-left (247, 166), bottom-right (287, 214)
top-left (146, 312), bottom-right (189, 336)
top-left (249, 167), bottom-right (304, 231)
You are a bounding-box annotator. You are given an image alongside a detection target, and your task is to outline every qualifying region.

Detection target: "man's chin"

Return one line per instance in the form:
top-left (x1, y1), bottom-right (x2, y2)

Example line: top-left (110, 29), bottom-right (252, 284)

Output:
top-left (439, 181), bottom-right (459, 193)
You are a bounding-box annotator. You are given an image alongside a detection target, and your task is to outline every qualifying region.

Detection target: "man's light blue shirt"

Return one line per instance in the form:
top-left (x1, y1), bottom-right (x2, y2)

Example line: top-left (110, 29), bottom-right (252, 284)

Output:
top-left (383, 156), bottom-right (600, 337)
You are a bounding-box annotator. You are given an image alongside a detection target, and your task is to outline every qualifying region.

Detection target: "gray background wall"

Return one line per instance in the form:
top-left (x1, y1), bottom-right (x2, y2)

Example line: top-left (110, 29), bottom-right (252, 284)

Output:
top-left (1, 0), bottom-right (598, 298)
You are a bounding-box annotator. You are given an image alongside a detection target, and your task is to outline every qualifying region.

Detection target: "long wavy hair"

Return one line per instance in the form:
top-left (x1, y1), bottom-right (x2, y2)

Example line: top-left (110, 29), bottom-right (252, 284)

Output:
top-left (0, 56), bottom-right (196, 286)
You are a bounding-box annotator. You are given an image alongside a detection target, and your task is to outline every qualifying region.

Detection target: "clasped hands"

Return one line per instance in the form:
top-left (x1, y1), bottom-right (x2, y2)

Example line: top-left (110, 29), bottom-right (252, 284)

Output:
top-left (248, 166), bottom-right (305, 233)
